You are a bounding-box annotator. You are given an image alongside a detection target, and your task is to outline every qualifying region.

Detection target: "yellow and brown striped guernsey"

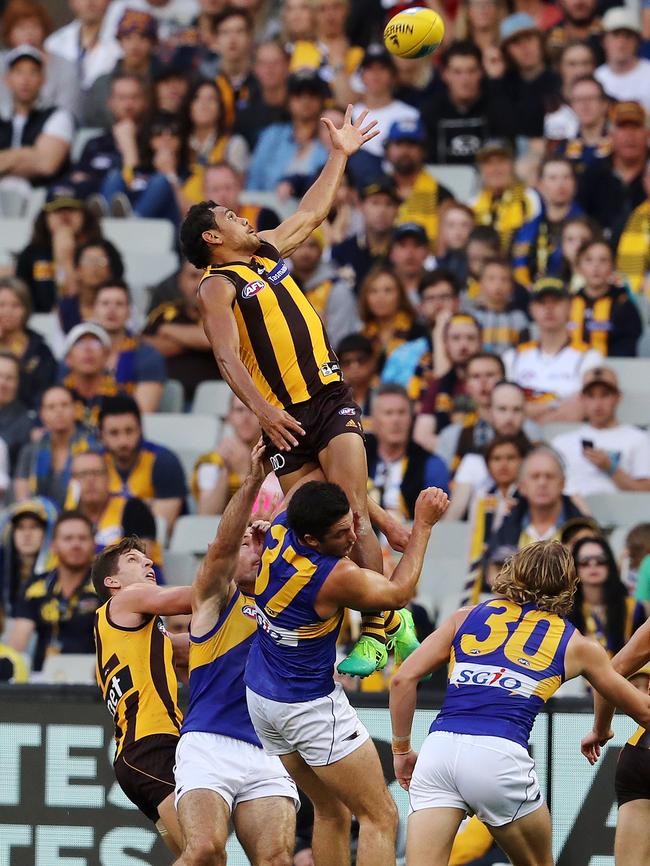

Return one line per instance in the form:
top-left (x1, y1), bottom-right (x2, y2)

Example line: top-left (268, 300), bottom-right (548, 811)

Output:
top-left (94, 599), bottom-right (182, 758)
top-left (201, 241), bottom-right (342, 409)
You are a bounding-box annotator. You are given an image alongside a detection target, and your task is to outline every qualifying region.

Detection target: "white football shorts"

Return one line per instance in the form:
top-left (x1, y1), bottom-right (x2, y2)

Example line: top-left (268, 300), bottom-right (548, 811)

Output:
top-left (246, 682), bottom-right (369, 766)
top-left (408, 731), bottom-right (544, 827)
top-left (174, 731), bottom-right (299, 811)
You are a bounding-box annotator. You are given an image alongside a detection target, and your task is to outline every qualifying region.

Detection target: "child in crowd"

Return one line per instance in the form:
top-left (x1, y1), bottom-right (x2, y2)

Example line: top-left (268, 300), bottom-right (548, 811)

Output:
top-left (466, 257), bottom-right (530, 354)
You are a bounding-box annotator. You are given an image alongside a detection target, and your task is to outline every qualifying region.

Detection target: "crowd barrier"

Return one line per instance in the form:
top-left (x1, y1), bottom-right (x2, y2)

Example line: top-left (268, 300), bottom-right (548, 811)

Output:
top-left (0, 685), bottom-right (637, 865)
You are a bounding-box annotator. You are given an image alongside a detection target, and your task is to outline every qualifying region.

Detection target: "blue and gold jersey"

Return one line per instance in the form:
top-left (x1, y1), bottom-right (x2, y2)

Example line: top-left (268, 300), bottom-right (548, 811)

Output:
top-left (431, 598), bottom-right (575, 749)
top-left (244, 512), bottom-right (341, 703)
top-left (182, 589), bottom-right (261, 747)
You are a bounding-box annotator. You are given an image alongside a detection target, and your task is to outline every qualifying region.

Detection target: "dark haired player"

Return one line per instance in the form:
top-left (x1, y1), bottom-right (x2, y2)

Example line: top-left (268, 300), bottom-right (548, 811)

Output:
top-left (179, 106), bottom-right (417, 678)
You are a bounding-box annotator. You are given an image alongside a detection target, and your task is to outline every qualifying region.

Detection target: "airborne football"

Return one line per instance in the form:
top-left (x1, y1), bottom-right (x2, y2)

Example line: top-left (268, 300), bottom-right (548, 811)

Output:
top-left (383, 6), bottom-right (446, 58)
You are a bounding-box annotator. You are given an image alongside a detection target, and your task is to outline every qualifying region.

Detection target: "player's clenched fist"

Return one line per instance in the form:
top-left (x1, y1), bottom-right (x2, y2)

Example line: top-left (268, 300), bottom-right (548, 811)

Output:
top-left (414, 487), bottom-right (449, 527)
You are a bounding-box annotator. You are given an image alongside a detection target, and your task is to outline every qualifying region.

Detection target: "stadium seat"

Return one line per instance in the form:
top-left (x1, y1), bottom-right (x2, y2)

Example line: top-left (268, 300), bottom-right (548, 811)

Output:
top-left (542, 422), bottom-right (581, 443)
top-left (123, 250), bottom-right (180, 315)
top-left (71, 127), bottom-right (103, 162)
top-left (0, 216), bottom-right (30, 254)
top-left (157, 379), bottom-right (185, 413)
top-left (239, 190), bottom-right (298, 221)
top-left (604, 358), bottom-right (650, 393)
top-left (584, 492), bottom-right (650, 528)
top-left (170, 514), bottom-right (221, 554)
top-left (101, 217), bottom-right (175, 253)
top-left (163, 551), bottom-right (200, 586)
top-left (617, 391), bottom-right (650, 427)
top-left (427, 164), bottom-right (478, 203)
top-left (418, 521), bottom-right (472, 618)
top-left (142, 412), bottom-right (220, 454)
top-left (28, 312), bottom-right (66, 358)
top-left (40, 653), bottom-right (96, 684)
top-left (608, 526), bottom-right (629, 560)
top-left (191, 380), bottom-right (232, 417)
top-left (176, 448), bottom-right (206, 487)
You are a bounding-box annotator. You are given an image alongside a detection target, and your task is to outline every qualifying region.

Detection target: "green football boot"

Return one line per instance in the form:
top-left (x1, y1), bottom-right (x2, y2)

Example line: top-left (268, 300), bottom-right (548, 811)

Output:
top-left (337, 635), bottom-right (388, 678)
top-left (387, 608), bottom-right (420, 667)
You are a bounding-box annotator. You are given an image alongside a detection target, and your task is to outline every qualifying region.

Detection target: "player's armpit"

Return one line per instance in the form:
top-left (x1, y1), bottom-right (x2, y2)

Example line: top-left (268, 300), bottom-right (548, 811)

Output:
top-left (258, 210), bottom-right (320, 259)
top-left (315, 560), bottom-right (413, 615)
top-left (117, 584), bottom-right (193, 617)
top-left (575, 638), bottom-right (650, 729)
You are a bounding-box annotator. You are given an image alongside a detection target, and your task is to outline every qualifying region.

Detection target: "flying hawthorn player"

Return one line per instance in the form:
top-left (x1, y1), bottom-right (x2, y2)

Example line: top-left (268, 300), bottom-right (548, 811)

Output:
top-left (179, 105), bottom-right (418, 678)
top-left (92, 540), bottom-right (192, 854)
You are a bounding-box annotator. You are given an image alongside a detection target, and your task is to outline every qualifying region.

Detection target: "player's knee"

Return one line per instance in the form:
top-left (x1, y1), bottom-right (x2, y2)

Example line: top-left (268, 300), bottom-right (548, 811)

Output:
top-left (183, 837), bottom-right (226, 866)
top-left (359, 793), bottom-right (398, 837)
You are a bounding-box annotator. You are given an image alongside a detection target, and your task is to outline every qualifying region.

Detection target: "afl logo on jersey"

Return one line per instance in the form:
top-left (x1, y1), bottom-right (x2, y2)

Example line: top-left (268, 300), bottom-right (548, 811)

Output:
top-left (242, 280), bottom-right (265, 299)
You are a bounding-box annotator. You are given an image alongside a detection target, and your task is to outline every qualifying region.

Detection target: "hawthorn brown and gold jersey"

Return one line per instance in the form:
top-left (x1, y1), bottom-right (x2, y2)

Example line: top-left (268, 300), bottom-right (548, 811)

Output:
top-left (95, 600), bottom-right (182, 758)
top-left (201, 242), bottom-right (342, 409)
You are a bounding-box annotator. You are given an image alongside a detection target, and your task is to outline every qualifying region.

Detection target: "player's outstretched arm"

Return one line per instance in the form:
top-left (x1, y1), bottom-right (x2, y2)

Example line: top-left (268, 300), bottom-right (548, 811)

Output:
top-left (192, 440), bottom-right (268, 616)
top-left (112, 583), bottom-right (193, 618)
top-left (258, 105), bottom-right (379, 257)
top-left (198, 276), bottom-right (305, 452)
top-left (389, 611), bottom-right (463, 790)
top-left (580, 619), bottom-right (650, 763)
top-left (316, 488), bottom-right (449, 614)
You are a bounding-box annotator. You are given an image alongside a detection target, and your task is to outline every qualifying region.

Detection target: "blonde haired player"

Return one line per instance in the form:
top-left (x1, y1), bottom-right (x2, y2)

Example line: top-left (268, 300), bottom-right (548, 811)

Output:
top-left (390, 540), bottom-right (650, 866)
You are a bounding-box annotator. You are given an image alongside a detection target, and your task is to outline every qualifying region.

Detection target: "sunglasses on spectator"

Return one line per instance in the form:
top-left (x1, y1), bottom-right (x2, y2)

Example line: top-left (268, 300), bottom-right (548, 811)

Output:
top-left (577, 555), bottom-right (608, 567)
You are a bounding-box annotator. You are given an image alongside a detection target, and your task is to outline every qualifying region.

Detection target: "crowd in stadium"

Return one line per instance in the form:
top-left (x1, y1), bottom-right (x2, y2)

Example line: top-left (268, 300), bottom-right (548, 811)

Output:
top-left (2, 0), bottom-right (650, 709)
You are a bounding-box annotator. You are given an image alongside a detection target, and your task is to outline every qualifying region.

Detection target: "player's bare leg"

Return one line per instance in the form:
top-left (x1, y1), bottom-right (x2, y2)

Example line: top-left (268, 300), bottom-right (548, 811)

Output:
top-left (615, 800), bottom-right (650, 866)
top-left (320, 433), bottom-right (418, 677)
top-left (280, 751), bottom-right (352, 866)
top-left (156, 791), bottom-right (183, 856)
top-left (285, 738), bottom-right (398, 866)
top-left (406, 807), bottom-right (465, 866)
top-left (173, 789), bottom-right (230, 866)
top-left (234, 795), bottom-right (297, 866)
top-left (487, 804), bottom-right (554, 866)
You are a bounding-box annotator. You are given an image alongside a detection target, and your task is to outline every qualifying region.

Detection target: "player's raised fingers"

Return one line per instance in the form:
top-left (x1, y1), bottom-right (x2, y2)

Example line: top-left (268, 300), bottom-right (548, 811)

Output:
top-left (355, 108), bottom-right (369, 127)
top-left (344, 103), bottom-right (353, 124)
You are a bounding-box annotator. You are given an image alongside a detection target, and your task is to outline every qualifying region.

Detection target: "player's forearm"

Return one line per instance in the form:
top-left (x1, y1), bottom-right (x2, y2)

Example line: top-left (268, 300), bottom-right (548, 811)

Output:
top-left (389, 674), bottom-right (418, 742)
top-left (592, 689), bottom-right (616, 738)
top-left (298, 150), bottom-right (347, 225)
top-left (385, 519), bottom-right (432, 607)
top-left (213, 345), bottom-right (275, 419)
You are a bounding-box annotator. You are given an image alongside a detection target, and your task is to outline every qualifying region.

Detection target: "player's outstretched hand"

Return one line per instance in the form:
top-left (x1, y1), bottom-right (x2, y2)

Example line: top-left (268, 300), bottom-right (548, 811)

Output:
top-left (322, 105), bottom-right (380, 157)
top-left (580, 728), bottom-right (613, 765)
top-left (414, 487), bottom-right (450, 528)
top-left (249, 439), bottom-right (268, 484)
top-left (259, 404), bottom-right (305, 451)
top-left (394, 750), bottom-right (418, 791)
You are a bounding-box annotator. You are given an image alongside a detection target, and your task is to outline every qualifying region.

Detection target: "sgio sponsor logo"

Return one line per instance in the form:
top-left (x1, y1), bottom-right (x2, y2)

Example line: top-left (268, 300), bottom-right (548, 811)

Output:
top-left (450, 662), bottom-right (539, 698)
top-left (242, 604), bottom-right (299, 646)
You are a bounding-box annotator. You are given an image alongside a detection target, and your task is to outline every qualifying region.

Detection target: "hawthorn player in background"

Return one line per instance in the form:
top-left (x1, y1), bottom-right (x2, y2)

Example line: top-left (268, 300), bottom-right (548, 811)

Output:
top-left (179, 106), bottom-right (417, 678)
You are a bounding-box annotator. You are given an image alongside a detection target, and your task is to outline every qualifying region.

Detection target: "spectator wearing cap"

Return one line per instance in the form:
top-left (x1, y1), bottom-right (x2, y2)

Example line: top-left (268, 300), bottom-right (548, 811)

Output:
top-left (213, 7), bottom-right (260, 131)
top-left (0, 352), bottom-right (34, 470)
top-left (512, 156), bottom-right (582, 287)
top-left (57, 323), bottom-right (125, 433)
top-left (289, 229), bottom-right (360, 348)
top-left (331, 177), bottom-right (399, 293)
top-left (0, 498), bottom-right (56, 619)
top-left (494, 13), bottom-right (562, 140)
top-left (352, 44), bottom-right (420, 165)
top-left (547, 0), bottom-right (604, 63)
top-left (577, 100), bottom-right (648, 245)
top-left (336, 333), bottom-right (378, 431)
top-left (14, 385), bottom-right (95, 508)
top-left (384, 119), bottom-right (452, 247)
top-left (365, 382), bottom-right (449, 522)
top-left (388, 222), bottom-right (433, 304)
top-left (178, 80), bottom-right (250, 204)
top-left (72, 72), bottom-right (151, 193)
top-left (247, 68), bottom-right (328, 192)
top-left (15, 182), bottom-right (116, 314)
top-left (358, 264), bottom-right (427, 371)
top-left (97, 395), bottom-right (186, 530)
top-left (464, 257), bottom-right (530, 355)
top-left (234, 40), bottom-right (291, 150)
top-left (0, 276), bottom-right (56, 410)
top-left (413, 313), bottom-right (483, 448)
top-left (81, 9), bottom-right (159, 129)
top-left (571, 238), bottom-right (642, 356)
top-left (595, 7), bottom-right (650, 113)
top-left (0, 0), bottom-right (80, 119)
top-left (289, 0), bottom-right (363, 108)
top-left (553, 365), bottom-right (650, 495)
top-left (44, 0), bottom-right (122, 90)
top-left (91, 281), bottom-right (166, 413)
top-left (471, 138), bottom-right (540, 252)
top-left (555, 74), bottom-right (611, 170)
top-left (504, 276), bottom-right (603, 423)
top-left (544, 42), bottom-right (599, 144)
top-left (0, 45), bottom-right (74, 192)
top-left (616, 158), bottom-right (650, 293)
top-left (421, 40), bottom-right (515, 165)
top-left (58, 239), bottom-right (125, 333)
top-left (143, 259), bottom-right (220, 404)
top-left (8, 510), bottom-right (99, 672)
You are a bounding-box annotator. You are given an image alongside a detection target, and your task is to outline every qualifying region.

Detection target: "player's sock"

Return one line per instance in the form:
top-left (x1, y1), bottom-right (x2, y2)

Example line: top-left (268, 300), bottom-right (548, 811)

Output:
top-left (360, 613), bottom-right (387, 644)
top-left (384, 610), bottom-right (401, 637)
top-left (387, 609), bottom-right (420, 665)
top-left (337, 635), bottom-right (388, 678)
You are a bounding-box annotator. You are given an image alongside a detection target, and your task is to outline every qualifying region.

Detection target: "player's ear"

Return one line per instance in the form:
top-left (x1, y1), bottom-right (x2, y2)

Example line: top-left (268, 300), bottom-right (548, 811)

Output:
top-left (104, 575), bottom-right (121, 591)
top-left (301, 532), bottom-right (320, 550)
top-left (201, 229), bottom-right (222, 246)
